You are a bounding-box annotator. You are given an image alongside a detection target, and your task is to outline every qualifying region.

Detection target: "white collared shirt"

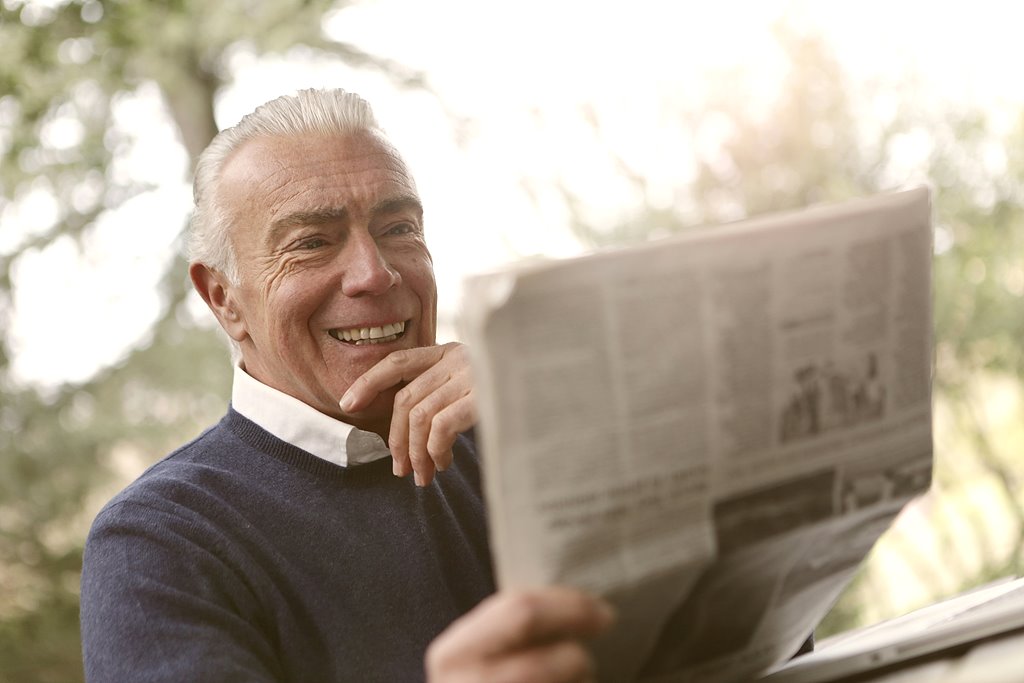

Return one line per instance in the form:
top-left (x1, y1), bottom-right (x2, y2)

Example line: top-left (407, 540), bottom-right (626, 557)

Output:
top-left (231, 365), bottom-right (392, 467)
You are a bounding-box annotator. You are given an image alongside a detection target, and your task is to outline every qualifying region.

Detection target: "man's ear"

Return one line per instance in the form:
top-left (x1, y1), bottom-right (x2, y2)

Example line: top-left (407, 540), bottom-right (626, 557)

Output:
top-left (189, 262), bottom-right (248, 342)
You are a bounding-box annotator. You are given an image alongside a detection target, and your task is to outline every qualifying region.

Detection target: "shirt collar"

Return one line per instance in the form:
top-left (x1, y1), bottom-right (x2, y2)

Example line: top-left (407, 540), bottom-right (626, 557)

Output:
top-left (231, 364), bottom-right (392, 467)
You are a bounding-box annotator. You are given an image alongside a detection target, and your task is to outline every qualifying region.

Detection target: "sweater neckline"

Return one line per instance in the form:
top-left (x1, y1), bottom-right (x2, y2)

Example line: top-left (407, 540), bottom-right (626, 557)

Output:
top-left (225, 407), bottom-right (394, 481)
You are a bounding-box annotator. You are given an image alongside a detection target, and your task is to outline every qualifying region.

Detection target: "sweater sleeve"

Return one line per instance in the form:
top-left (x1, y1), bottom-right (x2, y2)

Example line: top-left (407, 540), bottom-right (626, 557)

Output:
top-left (80, 499), bottom-right (281, 683)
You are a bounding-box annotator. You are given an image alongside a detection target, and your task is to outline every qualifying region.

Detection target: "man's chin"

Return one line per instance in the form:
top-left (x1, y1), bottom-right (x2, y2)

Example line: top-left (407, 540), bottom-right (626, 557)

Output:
top-left (337, 388), bottom-right (399, 439)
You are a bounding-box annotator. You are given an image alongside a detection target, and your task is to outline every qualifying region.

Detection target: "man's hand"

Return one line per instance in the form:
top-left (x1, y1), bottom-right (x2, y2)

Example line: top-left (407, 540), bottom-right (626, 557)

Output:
top-left (340, 342), bottom-right (475, 486)
top-left (426, 587), bottom-right (615, 683)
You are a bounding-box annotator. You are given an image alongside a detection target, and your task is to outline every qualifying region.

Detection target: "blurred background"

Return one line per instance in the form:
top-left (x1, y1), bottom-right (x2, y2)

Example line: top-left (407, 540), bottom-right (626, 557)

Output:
top-left (1, 0), bottom-right (1022, 680)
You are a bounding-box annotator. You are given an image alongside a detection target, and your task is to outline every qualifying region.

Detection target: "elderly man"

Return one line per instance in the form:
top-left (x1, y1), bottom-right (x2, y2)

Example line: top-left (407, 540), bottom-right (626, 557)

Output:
top-left (80, 89), bottom-right (613, 682)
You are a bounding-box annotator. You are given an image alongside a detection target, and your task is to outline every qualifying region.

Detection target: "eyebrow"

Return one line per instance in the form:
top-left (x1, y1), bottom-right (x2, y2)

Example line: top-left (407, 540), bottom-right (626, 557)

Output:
top-left (267, 194), bottom-right (424, 238)
top-left (371, 194), bottom-right (424, 220)
top-left (269, 207), bottom-right (349, 236)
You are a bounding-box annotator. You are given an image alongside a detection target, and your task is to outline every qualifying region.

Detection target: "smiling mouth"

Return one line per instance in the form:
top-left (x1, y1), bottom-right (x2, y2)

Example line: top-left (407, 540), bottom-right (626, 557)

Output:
top-left (329, 320), bottom-right (407, 345)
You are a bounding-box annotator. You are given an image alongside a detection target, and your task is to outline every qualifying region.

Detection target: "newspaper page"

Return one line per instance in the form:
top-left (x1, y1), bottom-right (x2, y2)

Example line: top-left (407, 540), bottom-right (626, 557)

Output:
top-left (460, 187), bottom-right (933, 682)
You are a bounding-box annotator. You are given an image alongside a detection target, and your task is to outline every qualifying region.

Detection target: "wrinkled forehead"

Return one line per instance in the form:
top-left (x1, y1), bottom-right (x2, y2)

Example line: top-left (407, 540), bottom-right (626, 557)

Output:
top-left (219, 130), bottom-right (415, 198)
top-left (215, 130), bottom-right (419, 239)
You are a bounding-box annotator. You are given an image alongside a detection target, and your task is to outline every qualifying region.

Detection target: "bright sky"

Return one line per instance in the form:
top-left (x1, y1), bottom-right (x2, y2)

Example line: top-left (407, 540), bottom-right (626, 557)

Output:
top-left (6, 0), bottom-right (1023, 388)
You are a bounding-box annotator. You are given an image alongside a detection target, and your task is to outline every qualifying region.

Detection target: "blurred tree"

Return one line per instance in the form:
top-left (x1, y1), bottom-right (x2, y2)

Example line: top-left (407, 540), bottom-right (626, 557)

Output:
top-left (559, 23), bottom-right (1024, 637)
top-left (3, 2), bottom-right (1022, 679)
top-left (0, 1), bottom-right (430, 680)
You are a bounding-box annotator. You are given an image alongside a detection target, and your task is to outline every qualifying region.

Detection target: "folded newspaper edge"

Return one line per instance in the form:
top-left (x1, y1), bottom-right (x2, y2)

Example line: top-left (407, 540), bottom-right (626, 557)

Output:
top-left (460, 187), bottom-right (934, 683)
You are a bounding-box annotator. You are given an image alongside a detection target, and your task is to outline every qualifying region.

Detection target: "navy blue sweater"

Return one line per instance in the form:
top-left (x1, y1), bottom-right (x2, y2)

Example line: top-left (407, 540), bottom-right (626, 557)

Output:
top-left (80, 408), bottom-right (495, 682)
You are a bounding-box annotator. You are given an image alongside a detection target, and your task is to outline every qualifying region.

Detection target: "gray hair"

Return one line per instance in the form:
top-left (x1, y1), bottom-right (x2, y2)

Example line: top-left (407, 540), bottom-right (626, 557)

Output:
top-left (188, 88), bottom-right (382, 283)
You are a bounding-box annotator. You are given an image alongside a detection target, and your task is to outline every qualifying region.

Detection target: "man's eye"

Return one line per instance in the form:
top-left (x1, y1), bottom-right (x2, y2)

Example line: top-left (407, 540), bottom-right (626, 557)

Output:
top-left (385, 222), bottom-right (416, 236)
top-left (297, 237), bottom-right (326, 250)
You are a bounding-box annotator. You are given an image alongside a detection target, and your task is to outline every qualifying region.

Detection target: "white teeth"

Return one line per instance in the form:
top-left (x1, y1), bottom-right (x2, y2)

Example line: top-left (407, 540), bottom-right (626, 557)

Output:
top-left (332, 321), bottom-right (406, 344)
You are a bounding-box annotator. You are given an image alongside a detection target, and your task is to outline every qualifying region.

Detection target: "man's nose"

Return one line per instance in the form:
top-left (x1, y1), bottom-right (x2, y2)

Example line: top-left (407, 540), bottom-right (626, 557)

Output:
top-left (340, 232), bottom-right (401, 296)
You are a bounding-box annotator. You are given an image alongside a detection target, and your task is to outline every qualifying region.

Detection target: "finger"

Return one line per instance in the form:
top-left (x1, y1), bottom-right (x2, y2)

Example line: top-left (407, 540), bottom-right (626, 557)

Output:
top-left (485, 641), bottom-right (596, 683)
top-left (387, 374), bottom-right (452, 481)
top-left (405, 383), bottom-right (473, 485)
top-left (388, 345), bottom-right (472, 481)
top-left (389, 387), bottom-right (412, 478)
top-left (340, 346), bottom-right (445, 413)
top-left (426, 394), bottom-right (477, 468)
top-left (427, 638), bottom-right (595, 683)
top-left (435, 589), bottom-right (615, 661)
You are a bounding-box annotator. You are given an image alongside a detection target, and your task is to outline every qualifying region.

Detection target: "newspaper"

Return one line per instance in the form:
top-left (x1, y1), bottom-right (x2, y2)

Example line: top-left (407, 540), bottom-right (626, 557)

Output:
top-left (459, 187), bottom-right (934, 683)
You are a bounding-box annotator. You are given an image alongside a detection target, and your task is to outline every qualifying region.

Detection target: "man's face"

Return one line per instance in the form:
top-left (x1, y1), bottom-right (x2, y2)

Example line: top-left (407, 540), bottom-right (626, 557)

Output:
top-left (216, 130), bottom-right (437, 430)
